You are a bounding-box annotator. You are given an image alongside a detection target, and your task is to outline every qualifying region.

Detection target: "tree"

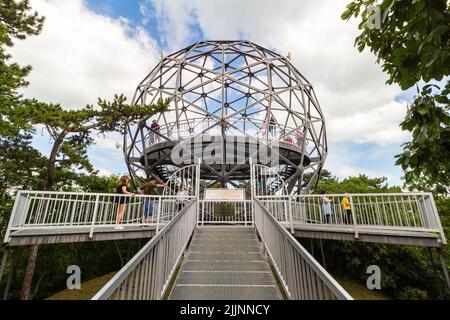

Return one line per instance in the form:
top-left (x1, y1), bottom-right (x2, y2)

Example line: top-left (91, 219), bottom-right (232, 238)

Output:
top-left (395, 83), bottom-right (450, 194)
top-left (341, 0), bottom-right (450, 193)
top-left (0, 0), bottom-right (44, 137)
top-left (0, 1), bottom-right (46, 299)
top-left (21, 95), bottom-right (169, 190)
top-left (17, 95), bottom-right (169, 299)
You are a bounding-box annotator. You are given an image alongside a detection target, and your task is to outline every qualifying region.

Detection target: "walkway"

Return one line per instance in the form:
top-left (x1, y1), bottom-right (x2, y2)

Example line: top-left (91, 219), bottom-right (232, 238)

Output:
top-left (169, 227), bottom-right (282, 300)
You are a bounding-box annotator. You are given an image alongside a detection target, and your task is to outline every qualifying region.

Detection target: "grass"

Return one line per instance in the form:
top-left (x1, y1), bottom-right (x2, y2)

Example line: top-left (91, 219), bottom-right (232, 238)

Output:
top-left (46, 272), bottom-right (116, 300)
top-left (333, 275), bottom-right (391, 300)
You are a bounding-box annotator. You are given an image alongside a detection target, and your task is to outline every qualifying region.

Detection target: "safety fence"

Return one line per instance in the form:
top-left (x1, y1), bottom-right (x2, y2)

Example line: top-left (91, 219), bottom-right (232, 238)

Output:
top-left (197, 199), bottom-right (253, 225)
top-left (254, 200), bottom-right (352, 300)
top-left (92, 200), bottom-right (197, 300)
top-left (256, 193), bottom-right (446, 242)
top-left (4, 191), bottom-right (195, 243)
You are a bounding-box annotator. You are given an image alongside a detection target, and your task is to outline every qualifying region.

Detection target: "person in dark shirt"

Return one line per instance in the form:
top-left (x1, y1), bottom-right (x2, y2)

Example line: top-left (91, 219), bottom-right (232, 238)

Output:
top-left (115, 175), bottom-right (135, 229)
top-left (138, 178), bottom-right (166, 224)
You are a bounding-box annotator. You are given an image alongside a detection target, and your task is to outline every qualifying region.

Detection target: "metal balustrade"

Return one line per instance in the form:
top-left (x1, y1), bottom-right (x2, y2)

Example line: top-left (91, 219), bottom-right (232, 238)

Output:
top-left (254, 199), bottom-right (352, 300)
top-left (144, 117), bottom-right (308, 148)
top-left (256, 193), bottom-right (446, 243)
top-left (198, 199), bottom-right (253, 225)
top-left (92, 200), bottom-right (197, 300)
top-left (3, 191), bottom-right (195, 243)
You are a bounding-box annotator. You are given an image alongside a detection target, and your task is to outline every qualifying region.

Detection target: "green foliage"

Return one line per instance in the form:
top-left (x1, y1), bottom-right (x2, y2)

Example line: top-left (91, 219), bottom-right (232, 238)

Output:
top-left (96, 95), bottom-right (171, 133)
top-left (342, 0), bottom-right (449, 89)
top-left (395, 82), bottom-right (450, 194)
top-left (0, 0), bottom-right (46, 240)
top-left (315, 169), bottom-right (401, 194)
top-left (18, 95), bottom-right (170, 189)
top-left (0, 0), bottom-right (44, 46)
top-left (341, 0), bottom-right (450, 194)
top-left (308, 172), bottom-right (450, 300)
top-left (0, 0), bottom-right (44, 137)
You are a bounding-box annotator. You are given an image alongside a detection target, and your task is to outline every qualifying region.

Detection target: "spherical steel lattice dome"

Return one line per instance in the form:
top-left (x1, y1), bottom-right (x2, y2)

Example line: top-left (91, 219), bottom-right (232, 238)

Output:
top-left (124, 40), bottom-right (327, 193)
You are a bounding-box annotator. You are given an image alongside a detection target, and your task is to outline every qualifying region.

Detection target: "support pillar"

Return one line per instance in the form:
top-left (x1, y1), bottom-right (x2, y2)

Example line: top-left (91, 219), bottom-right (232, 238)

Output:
top-left (437, 247), bottom-right (450, 292)
top-left (427, 247), bottom-right (443, 299)
top-left (0, 248), bottom-right (9, 285)
top-left (3, 249), bottom-right (17, 300)
top-left (319, 239), bottom-right (326, 270)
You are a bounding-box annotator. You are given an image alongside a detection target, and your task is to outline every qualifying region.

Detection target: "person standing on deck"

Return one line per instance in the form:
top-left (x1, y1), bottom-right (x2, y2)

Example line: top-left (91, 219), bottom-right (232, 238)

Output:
top-left (114, 175), bottom-right (135, 230)
top-left (322, 195), bottom-right (332, 223)
top-left (340, 195), bottom-right (352, 224)
top-left (150, 119), bottom-right (160, 144)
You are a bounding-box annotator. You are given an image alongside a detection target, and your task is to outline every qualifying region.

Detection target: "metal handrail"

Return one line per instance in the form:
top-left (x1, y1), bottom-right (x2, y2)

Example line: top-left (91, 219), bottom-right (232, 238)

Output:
top-left (255, 193), bottom-right (447, 244)
top-left (144, 117), bottom-right (306, 148)
top-left (3, 191), bottom-right (195, 243)
top-left (254, 199), bottom-right (352, 300)
top-left (198, 199), bottom-right (253, 225)
top-left (92, 199), bottom-right (197, 300)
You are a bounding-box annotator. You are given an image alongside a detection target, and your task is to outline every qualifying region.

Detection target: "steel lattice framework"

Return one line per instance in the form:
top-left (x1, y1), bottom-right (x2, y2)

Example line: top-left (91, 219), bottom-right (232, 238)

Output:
top-left (124, 40), bottom-right (327, 193)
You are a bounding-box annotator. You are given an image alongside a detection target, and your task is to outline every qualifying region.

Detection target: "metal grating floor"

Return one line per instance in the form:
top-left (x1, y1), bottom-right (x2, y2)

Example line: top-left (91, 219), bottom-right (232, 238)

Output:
top-left (169, 227), bottom-right (282, 300)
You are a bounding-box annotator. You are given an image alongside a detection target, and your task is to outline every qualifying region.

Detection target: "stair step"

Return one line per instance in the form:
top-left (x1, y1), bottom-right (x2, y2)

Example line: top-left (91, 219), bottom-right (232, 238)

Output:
top-left (169, 227), bottom-right (282, 300)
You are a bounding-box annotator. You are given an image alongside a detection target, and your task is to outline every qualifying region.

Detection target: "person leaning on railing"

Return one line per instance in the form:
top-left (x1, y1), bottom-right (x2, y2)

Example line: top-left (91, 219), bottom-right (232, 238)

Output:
top-left (114, 175), bottom-right (135, 230)
top-left (138, 178), bottom-right (166, 225)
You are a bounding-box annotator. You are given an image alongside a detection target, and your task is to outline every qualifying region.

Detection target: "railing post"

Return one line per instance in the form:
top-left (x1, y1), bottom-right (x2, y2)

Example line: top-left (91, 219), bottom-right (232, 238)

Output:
top-left (3, 191), bottom-right (24, 244)
top-left (249, 158), bottom-right (256, 226)
top-left (289, 196), bottom-right (294, 234)
top-left (349, 195), bottom-right (359, 239)
top-left (89, 195), bottom-right (100, 239)
top-left (244, 201), bottom-right (248, 226)
top-left (428, 193), bottom-right (447, 245)
top-left (196, 158), bottom-right (201, 227)
top-left (156, 197), bottom-right (162, 233)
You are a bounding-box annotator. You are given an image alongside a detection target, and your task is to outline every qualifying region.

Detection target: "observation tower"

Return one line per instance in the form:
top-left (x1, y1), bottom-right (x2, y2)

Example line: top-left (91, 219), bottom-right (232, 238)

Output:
top-left (124, 40), bottom-right (327, 193)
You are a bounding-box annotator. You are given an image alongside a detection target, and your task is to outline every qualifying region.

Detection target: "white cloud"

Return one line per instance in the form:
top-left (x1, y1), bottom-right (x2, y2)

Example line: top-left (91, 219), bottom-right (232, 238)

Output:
top-left (141, 0), bottom-right (199, 52)
top-left (12, 0), bottom-right (159, 107)
top-left (327, 100), bottom-right (410, 145)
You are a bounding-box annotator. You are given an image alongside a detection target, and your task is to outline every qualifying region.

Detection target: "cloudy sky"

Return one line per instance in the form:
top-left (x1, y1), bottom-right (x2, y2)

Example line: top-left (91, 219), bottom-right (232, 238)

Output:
top-left (12, 0), bottom-right (418, 185)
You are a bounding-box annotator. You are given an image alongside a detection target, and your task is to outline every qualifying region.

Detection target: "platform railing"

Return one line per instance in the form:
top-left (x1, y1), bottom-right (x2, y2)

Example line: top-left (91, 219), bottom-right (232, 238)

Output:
top-left (92, 199), bottom-right (197, 300)
top-left (256, 193), bottom-right (446, 244)
top-left (144, 117), bottom-right (307, 148)
top-left (198, 199), bottom-right (253, 225)
top-left (254, 199), bottom-right (352, 300)
top-left (3, 191), bottom-right (195, 243)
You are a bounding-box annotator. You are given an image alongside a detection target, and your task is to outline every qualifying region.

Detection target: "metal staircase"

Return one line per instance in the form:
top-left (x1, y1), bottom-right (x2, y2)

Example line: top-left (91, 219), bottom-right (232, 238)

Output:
top-left (169, 227), bottom-right (282, 300)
